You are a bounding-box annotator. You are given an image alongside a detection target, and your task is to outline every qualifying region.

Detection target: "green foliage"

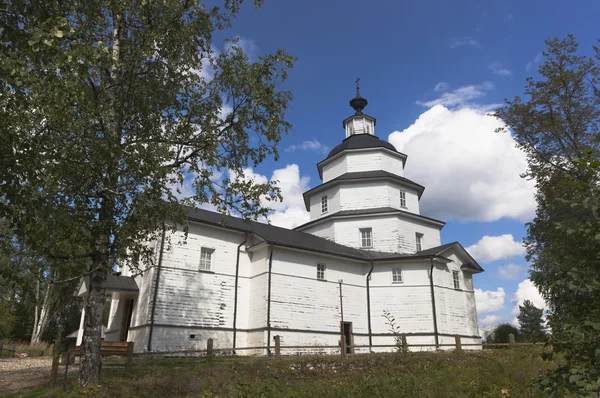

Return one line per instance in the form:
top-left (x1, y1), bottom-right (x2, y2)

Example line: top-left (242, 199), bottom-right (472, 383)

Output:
top-left (491, 323), bottom-right (520, 344)
top-left (19, 348), bottom-right (552, 397)
top-left (382, 309), bottom-right (407, 353)
top-left (1, 0), bottom-right (294, 384)
top-left (495, 35), bottom-right (600, 395)
top-left (517, 300), bottom-right (545, 342)
top-left (0, 301), bottom-right (16, 339)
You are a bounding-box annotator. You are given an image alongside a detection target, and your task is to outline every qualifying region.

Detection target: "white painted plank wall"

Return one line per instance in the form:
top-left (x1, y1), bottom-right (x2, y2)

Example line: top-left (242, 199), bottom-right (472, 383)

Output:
top-left (333, 216), bottom-right (403, 253)
top-left (309, 186), bottom-right (340, 220)
top-left (321, 150), bottom-right (404, 183)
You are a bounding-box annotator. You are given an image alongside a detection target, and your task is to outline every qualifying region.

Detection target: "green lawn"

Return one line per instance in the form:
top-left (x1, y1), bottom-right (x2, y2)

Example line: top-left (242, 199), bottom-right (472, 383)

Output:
top-left (14, 347), bottom-right (553, 397)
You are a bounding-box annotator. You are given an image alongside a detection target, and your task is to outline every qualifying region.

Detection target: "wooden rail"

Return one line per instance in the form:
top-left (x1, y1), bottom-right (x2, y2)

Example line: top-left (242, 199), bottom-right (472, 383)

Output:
top-left (49, 333), bottom-right (540, 382)
top-left (136, 333), bottom-right (536, 359)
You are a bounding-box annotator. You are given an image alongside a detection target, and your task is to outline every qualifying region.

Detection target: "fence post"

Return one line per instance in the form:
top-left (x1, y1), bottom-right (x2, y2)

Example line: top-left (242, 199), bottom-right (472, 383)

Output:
top-left (207, 338), bottom-right (213, 361)
top-left (455, 335), bottom-right (462, 354)
top-left (125, 342), bottom-right (134, 374)
top-left (50, 338), bottom-right (60, 382)
top-left (64, 352), bottom-right (71, 382)
top-left (509, 333), bottom-right (515, 346)
top-left (274, 335), bottom-right (281, 360)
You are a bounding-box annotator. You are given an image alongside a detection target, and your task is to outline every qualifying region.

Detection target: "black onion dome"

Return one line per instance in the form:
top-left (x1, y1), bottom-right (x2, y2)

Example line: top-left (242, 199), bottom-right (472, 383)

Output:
top-left (326, 134), bottom-right (398, 159)
top-left (350, 95), bottom-right (368, 114)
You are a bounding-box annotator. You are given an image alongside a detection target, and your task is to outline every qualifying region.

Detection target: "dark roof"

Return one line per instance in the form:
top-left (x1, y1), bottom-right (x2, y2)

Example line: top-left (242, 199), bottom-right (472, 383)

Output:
top-left (415, 242), bottom-right (484, 273)
top-left (303, 170), bottom-right (425, 209)
top-left (78, 274), bottom-right (139, 297)
top-left (414, 242), bottom-right (458, 257)
top-left (186, 206), bottom-right (369, 260)
top-left (294, 207), bottom-right (445, 231)
top-left (325, 134), bottom-right (403, 160)
top-left (184, 207), bottom-right (477, 271)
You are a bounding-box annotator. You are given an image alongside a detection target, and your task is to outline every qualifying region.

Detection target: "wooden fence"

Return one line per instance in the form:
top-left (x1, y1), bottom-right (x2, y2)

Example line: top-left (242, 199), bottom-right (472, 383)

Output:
top-left (51, 333), bottom-right (537, 382)
top-left (135, 333), bottom-right (535, 359)
top-left (0, 343), bottom-right (48, 358)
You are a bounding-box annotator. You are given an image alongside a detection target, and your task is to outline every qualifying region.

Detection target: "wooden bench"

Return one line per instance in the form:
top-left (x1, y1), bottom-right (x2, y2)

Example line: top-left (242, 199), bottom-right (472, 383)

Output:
top-left (71, 341), bottom-right (133, 357)
top-left (61, 341), bottom-right (134, 380)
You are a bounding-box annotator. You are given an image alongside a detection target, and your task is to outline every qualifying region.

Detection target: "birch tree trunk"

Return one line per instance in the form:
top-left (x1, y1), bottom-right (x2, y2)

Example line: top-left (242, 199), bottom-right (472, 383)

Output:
top-left (30, 268), bottom-right (40, 344)
top-left (79, 8), bottom-right (123, 386)
top-left (31, 271), bottom-right (53, 343)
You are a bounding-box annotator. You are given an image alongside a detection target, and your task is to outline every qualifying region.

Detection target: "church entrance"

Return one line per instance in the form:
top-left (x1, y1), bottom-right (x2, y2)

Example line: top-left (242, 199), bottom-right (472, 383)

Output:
top-left (342, 321), bottom-right (354, 354)
top-left (119, 299), bottom-right (134, 341)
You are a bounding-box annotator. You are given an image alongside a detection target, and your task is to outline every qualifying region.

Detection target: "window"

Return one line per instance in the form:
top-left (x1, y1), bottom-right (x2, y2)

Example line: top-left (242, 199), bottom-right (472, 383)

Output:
top-left (392, 268), bottom-right (402, 283)
top-left (199, 247), bottom-right (214, 271)
top-left (400, 191), bottom-right (407, 208)
top-left (317, 263), bottom-right (326, 280)
top-left (321, 195), bottom-right (328, 214)
top-left (360, 228), bottom-right (373, 248)
top-left (453, 271), bottom-right (460, 290)
top-left (416, 233), bottom-right (423, 252)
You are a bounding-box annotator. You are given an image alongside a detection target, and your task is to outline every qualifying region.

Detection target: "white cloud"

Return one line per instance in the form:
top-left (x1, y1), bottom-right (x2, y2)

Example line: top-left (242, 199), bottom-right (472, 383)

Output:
top-left (231, 164), bottom-right (310, 229)
top-left (475, 287), bottom-right (506, 313)
top-left (416, 82), bottom-right (494, 108)
top-left (388, 106), bottom-right (536, 222)
top-left (496, 263), bottom-right (524, 280)
top-left (225, 36), bottom-right (259, 61)
top-left (480, 314), bottom-right (502, 326)
top-left (449, 36), bottom-right (482, 49)
top-left (285, 139), bottom-right (330, 155)
top-left (434, 82), bottom-right (449, 92)
top-left (511, 279), bottom-right (548, 316)
top-left (489, 62), bottom-right (512, 76)
top-left (466, 235), bottom-right (526, 263)
top-left (526, 53), bottom-right (543, 72)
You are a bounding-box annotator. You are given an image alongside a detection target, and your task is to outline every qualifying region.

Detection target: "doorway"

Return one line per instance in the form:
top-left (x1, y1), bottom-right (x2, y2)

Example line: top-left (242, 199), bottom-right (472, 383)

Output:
top-left (342, 321), bottom-right (354, 354)
top-left (120, 299), bottom-right (134, 341)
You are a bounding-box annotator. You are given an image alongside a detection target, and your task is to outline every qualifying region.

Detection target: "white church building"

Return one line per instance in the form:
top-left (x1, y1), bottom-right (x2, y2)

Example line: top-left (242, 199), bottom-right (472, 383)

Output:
top-left (77, 88), bottom-right (483, 354)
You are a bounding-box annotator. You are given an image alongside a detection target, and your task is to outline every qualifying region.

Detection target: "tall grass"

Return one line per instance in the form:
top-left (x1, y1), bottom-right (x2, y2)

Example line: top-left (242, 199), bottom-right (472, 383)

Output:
top-left (0, 339), bottom-right (52, 357)
top-left (19, 347), bottom-right (553, 397)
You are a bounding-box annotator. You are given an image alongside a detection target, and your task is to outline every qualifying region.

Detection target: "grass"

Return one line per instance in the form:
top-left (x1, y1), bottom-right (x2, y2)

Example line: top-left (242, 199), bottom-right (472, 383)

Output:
top-left (13, 347), bottom-right (553, 397)
top-left (0, 340), bottom-right (52, 357)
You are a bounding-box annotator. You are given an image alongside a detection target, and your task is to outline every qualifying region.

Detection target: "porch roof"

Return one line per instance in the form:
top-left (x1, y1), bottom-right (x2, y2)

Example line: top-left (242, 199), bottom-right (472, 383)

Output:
top-left (77, 274), bottom-right (139, 297)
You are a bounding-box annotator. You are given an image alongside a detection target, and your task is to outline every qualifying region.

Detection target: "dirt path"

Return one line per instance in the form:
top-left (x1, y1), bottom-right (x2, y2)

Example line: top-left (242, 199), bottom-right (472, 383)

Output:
top-left (0, 357), bottom-right (77, 394)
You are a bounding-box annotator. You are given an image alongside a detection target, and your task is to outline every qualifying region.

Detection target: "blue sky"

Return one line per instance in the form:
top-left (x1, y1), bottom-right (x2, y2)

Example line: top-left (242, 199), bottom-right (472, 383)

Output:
top-left (202, 0), bottom-right (600, 330)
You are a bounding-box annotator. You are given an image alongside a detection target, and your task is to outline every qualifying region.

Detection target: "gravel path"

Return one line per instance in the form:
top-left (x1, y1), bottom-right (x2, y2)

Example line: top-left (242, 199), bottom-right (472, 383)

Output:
top-left (0, 357), bottom-right (77, 394)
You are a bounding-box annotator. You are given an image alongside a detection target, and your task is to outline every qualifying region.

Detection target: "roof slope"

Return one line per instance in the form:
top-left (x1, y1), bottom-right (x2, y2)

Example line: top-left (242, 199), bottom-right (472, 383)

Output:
top-left (184, 206), bottom-right (479, 271)
top-left (295, 206), bottom-right (445, 230)
top-left (186, 206), bottom-right (368, 260)
top-left (326, 134), bottom-right (401, 160)
top-left (416, 242), bottom-right (484, 272)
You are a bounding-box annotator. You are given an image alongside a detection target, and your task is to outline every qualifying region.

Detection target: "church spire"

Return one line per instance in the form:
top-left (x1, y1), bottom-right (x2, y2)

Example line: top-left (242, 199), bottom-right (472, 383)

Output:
top-left (350, 77), bottom-right (368, 115)
top-left (343, 79), bottom-right (376, 138)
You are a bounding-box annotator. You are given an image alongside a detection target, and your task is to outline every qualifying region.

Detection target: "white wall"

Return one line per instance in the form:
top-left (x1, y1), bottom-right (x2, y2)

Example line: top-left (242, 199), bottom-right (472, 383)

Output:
top-left (321, 150), bottom-right (404, 182)
top-left (369, 261), bottom-right (435, 336)
top-left (397, 217), bottom-right (442, 253)
top-left (298, 220), bottom-right (335, 241)
top-left (386, 184), bottom-right (421, 214)
top-left (270, 248), bottom-right (369, 335)
top-left (309, 186), bottom-right (340, 220)
top-left (338, 182), bottom-right (390, 211)
top-left (120, 221), bottom-right (477, 354)
top-left (333, 216), bottom-right (401, 252)
top-left (331, 215), bottom-right (441, 253)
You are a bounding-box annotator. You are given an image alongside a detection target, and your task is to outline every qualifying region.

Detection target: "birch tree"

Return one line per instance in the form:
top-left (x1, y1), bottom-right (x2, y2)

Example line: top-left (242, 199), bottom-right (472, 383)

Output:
top-left (1, 0), bottom-right (294, 386)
